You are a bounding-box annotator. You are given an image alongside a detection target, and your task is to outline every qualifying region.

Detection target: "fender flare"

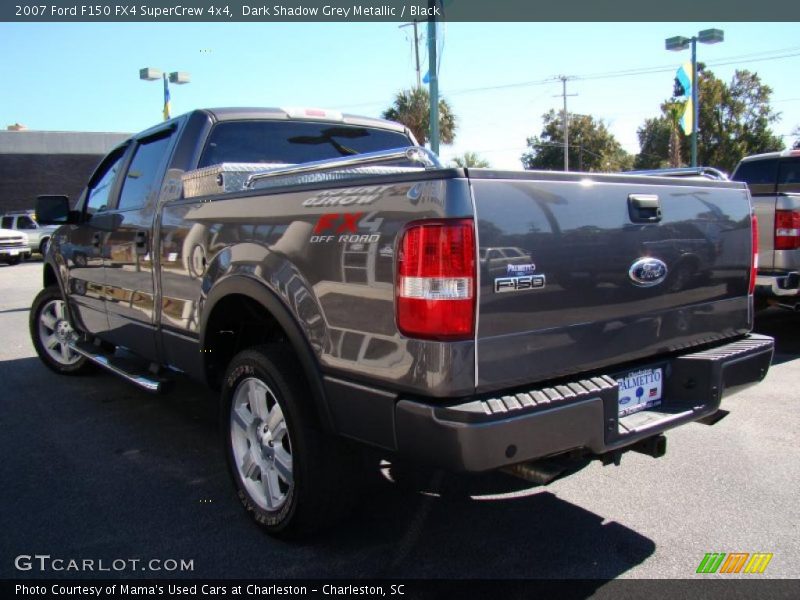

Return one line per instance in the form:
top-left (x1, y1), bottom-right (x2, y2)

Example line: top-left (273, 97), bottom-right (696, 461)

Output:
top-left (199, 275), bottom-right (334, 432)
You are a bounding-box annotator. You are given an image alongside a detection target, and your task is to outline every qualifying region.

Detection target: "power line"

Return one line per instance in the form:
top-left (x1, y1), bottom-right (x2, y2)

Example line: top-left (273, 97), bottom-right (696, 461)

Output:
top-left (332, 46), bottom-right (800, 110)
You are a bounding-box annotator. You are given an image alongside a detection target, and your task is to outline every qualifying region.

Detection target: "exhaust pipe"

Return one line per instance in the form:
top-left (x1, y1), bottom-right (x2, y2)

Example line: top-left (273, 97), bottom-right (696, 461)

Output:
top-left (775, 302), bottom-right (800, 312)
top-left (502, 454), bottom-right (591, 485)
top-left (502, 461), bottom-right (568, 486)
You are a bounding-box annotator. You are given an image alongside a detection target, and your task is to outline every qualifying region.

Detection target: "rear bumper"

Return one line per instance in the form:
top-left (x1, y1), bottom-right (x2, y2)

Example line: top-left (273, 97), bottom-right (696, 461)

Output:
top-left (756, 272), bottom-right (800, 298)
top-left (393, 334), bottom-right (774, 472)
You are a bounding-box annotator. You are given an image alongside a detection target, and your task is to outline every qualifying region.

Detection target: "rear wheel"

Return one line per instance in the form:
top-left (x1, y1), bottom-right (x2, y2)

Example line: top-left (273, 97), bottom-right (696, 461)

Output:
top-left (29, 285), bottom-right (91, 374)
top-left (6, 256), bottom-right (21, 265)
top-left (222, 345), bottom-right (360, 537)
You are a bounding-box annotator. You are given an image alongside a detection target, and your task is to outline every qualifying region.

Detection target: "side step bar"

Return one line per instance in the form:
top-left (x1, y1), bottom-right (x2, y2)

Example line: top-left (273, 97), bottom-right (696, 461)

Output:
top-left (69, 340), bottom-right (167, 393)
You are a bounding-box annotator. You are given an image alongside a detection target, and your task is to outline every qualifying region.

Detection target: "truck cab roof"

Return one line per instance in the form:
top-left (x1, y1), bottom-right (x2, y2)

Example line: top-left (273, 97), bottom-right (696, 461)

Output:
top-left (738, 148), bottom-right (800, 163)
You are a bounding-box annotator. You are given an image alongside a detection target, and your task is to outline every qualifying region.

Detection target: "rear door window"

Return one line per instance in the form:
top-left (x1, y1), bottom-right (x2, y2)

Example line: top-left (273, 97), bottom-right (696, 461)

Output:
top-left (731, 158), bottom-right (778, 195)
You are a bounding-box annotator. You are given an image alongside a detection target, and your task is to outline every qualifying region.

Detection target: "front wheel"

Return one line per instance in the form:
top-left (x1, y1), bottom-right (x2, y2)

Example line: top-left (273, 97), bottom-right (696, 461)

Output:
top-left (222, 345), bottom-right (360, 537)
top-left (29, 285), bottom-right (91, 374)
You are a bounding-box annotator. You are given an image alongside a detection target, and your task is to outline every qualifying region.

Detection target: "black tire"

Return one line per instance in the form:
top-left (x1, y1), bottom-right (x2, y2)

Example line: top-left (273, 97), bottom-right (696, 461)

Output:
top-left (222, 344), bottom-right (360, 537)
top-left (6, 256), bottom-right (21, 266)
top-left (29, 285), bottom-right (92, 375)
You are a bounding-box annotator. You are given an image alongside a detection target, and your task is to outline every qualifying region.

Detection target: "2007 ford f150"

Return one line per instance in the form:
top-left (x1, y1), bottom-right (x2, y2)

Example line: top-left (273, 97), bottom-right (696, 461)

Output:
top-left (731, 149), bottom-right (800, 310)
top-left (32, 107), bottom-right (774, 536)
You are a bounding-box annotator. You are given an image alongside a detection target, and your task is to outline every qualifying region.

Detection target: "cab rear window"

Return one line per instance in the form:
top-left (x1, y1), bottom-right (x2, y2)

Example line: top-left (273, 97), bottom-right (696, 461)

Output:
top-left (198, 121), bottom-right (412, 168)
top-left (731, 158), bottom-right (778, 186)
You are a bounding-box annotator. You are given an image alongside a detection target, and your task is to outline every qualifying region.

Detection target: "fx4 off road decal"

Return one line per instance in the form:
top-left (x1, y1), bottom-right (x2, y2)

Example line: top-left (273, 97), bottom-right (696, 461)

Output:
top-left (310, 212), bottom-right (383, 244)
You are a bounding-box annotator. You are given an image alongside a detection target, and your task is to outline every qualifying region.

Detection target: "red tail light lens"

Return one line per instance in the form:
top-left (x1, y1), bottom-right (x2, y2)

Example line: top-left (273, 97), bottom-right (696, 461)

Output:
top-left (775, 209), bottom-right (800, 250)
top-left (396, 219), bottom-right (476, 340)
top-left (750, 213), bottom-right (759, 295)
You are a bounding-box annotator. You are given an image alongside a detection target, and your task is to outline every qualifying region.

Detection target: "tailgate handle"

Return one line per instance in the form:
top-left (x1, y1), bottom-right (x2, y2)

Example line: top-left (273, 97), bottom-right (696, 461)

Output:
top-left (628, 194), bottom-right (662, 223)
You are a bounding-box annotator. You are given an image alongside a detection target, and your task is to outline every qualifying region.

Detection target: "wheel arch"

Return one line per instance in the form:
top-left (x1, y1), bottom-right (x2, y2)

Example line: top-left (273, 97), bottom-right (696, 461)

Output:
top-left (199, 276), bottom-right (334, 432)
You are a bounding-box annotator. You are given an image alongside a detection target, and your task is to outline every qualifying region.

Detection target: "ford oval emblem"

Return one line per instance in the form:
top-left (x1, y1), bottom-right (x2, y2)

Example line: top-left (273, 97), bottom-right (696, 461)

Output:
top-left (628, 258), bottom-right (668, 287)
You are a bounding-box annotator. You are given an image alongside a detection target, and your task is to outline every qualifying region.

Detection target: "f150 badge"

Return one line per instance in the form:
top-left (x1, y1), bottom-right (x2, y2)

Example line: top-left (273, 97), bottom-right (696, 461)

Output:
top-left (494, 273), bottom-right (546, 293)
top-left (628, 258), bottom-right (668, 287)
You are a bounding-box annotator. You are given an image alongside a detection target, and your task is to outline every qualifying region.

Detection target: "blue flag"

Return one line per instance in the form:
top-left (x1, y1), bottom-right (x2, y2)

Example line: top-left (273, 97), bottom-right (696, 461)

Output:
top-left (163, 75), bottom-right (171, 121)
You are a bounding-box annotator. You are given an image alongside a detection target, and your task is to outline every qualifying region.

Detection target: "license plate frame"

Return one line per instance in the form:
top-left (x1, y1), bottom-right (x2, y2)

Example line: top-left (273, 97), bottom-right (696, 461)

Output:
top-left (616, 366), bottom-right (664, 417)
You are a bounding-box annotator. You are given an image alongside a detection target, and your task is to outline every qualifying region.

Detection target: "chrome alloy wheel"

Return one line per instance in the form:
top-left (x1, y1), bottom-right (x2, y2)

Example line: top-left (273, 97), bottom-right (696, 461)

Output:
top-left (230, 377), bottom-right (294, 511)
top-left (37, 299), bottom-right (81, 366)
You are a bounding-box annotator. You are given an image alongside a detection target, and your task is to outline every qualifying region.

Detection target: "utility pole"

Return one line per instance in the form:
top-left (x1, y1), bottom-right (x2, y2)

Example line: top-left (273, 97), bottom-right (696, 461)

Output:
top-left (427, 2), bottom-right (439, 154)
top-left (399, 20), bottom-right (422, 88)
top-left (554, 76), bottom-right (577, 171)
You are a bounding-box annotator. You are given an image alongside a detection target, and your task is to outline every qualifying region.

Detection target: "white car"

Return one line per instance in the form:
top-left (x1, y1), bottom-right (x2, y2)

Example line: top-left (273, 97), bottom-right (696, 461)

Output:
top-left (1, 211), bottom-right (59, 255)
top-left (0, 228), bottom-right (30, 265)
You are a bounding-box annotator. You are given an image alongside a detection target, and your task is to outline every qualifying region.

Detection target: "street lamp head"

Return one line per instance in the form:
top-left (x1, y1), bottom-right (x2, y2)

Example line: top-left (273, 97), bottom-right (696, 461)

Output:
top-left (139, 67), bottom-right (163, 81)
top-left (665, 36), bottom-right (691, 51)
top-left (169, 72), bottom-right (191, 85)
top-left (698, 28), bottom-right (724, 45)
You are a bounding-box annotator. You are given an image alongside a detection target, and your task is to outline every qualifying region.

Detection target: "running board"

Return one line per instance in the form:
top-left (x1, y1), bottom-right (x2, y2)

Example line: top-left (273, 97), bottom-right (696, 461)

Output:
top-left (70, 340), bottom-right (167, 393)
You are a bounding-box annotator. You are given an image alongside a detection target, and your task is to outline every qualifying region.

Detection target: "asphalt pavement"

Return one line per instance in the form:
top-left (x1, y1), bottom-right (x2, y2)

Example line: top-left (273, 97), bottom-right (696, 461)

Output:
top-left (1, 260), bottom-right (798, 581)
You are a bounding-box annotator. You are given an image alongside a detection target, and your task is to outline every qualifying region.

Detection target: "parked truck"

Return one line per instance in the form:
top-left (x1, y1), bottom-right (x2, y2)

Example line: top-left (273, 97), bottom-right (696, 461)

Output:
top-left (731, 149), bottom-right (800, 310)
top-left (32, 107), bottom-right (774, 536)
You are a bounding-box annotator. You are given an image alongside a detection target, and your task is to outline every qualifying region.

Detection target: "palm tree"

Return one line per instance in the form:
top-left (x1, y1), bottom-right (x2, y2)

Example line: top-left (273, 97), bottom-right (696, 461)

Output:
top-left (382, 87), bottom-right (457, 146)
top-left (451, 152), bottom-right (490, 168)
top-left (663, 100), bottom-right (686, 168)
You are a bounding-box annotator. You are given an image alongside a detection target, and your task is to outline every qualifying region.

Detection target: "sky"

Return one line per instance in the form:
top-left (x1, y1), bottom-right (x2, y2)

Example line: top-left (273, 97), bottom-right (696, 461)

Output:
top-left (0, 21), bottom-right (798, 169)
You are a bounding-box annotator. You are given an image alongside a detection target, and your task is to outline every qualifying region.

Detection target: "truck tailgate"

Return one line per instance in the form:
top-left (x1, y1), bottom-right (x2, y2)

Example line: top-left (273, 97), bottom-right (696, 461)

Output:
top-left (469, 171), bottom-right (753, 393)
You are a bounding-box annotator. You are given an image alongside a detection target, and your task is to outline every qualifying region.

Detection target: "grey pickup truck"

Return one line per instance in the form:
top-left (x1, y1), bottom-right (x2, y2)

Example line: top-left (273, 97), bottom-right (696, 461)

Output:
top-left (32, 107), bottom-right (774, 536)
top-left (731, 149), bottom-right (800, 310)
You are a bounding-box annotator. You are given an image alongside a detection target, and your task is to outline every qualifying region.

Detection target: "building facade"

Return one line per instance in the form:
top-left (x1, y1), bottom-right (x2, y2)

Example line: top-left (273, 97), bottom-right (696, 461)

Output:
top-left (0, 129), bottom-right (129, 213)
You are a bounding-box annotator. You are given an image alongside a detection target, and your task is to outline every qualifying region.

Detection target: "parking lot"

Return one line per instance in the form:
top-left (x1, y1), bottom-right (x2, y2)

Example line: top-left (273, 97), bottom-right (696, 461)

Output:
top-left (1, 259), bottom-right (798, 580)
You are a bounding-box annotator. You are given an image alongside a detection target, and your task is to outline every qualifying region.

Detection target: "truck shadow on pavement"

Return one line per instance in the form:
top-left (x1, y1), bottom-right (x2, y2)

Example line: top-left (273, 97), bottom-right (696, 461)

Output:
top-left (754, 307), bottom-right (800, 365)
top-left (0, 355), bottom-right (654, 582)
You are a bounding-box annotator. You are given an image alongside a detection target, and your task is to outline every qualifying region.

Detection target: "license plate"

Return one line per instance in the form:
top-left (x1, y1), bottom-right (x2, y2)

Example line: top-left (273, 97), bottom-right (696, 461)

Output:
top-left (9, 249), bottom-right (19, 256)
top-left (616, 367), bottom-right (663, 417)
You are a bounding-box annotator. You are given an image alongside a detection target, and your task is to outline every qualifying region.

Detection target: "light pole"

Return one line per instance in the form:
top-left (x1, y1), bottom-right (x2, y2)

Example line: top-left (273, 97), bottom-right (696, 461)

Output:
top-left (665, 28), bottom-right (724, 167)
top-left (139, 68), bottom-right (190, 121)
top-left (427, 1), bottom-right (439, 155)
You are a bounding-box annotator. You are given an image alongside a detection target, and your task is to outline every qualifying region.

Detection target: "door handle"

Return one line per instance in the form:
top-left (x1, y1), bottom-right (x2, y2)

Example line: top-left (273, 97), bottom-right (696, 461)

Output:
top-left (135, 231), bottom-right (148, 255)
top-left (92, 232), bottom-right (102, 248)
top-left (628, 194), bottom-right (662, 223)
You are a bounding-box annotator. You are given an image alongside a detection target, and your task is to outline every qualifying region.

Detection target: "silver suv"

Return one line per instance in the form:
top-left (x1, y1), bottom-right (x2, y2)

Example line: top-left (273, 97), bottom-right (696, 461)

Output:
top-left (1, 210), bottom-right (59, 255)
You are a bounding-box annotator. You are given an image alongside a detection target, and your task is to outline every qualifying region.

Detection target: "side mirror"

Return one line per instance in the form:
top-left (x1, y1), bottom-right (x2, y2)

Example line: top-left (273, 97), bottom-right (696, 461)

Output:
top-left (36, 195), bottom-right (79, 225)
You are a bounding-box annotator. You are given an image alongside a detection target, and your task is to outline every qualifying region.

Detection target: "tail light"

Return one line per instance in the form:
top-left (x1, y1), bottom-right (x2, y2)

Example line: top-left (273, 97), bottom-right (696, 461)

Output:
top-left (396, 219), bottom-right (476, 340)
top-left (750, 213), bottom-right (759, 295)
top-left (775, 209), bottom-right (800, 250)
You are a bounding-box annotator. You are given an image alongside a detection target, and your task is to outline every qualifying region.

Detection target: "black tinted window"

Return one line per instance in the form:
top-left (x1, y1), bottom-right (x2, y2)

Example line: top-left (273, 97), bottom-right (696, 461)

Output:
top-left (778, 158), bottom-right (800, 185)
top-left (17, 215), bottom-right (36, 228)
top-left (118, 134), bottom-right (173, 211)
top-left (1, 217), bottom-right (12, 229)
top-left (198, 121), bottom-right (412, 168)
top-left (732, 158), bottom-right (778, 186)
top-left (87, 153), bottom-right (125, 214)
